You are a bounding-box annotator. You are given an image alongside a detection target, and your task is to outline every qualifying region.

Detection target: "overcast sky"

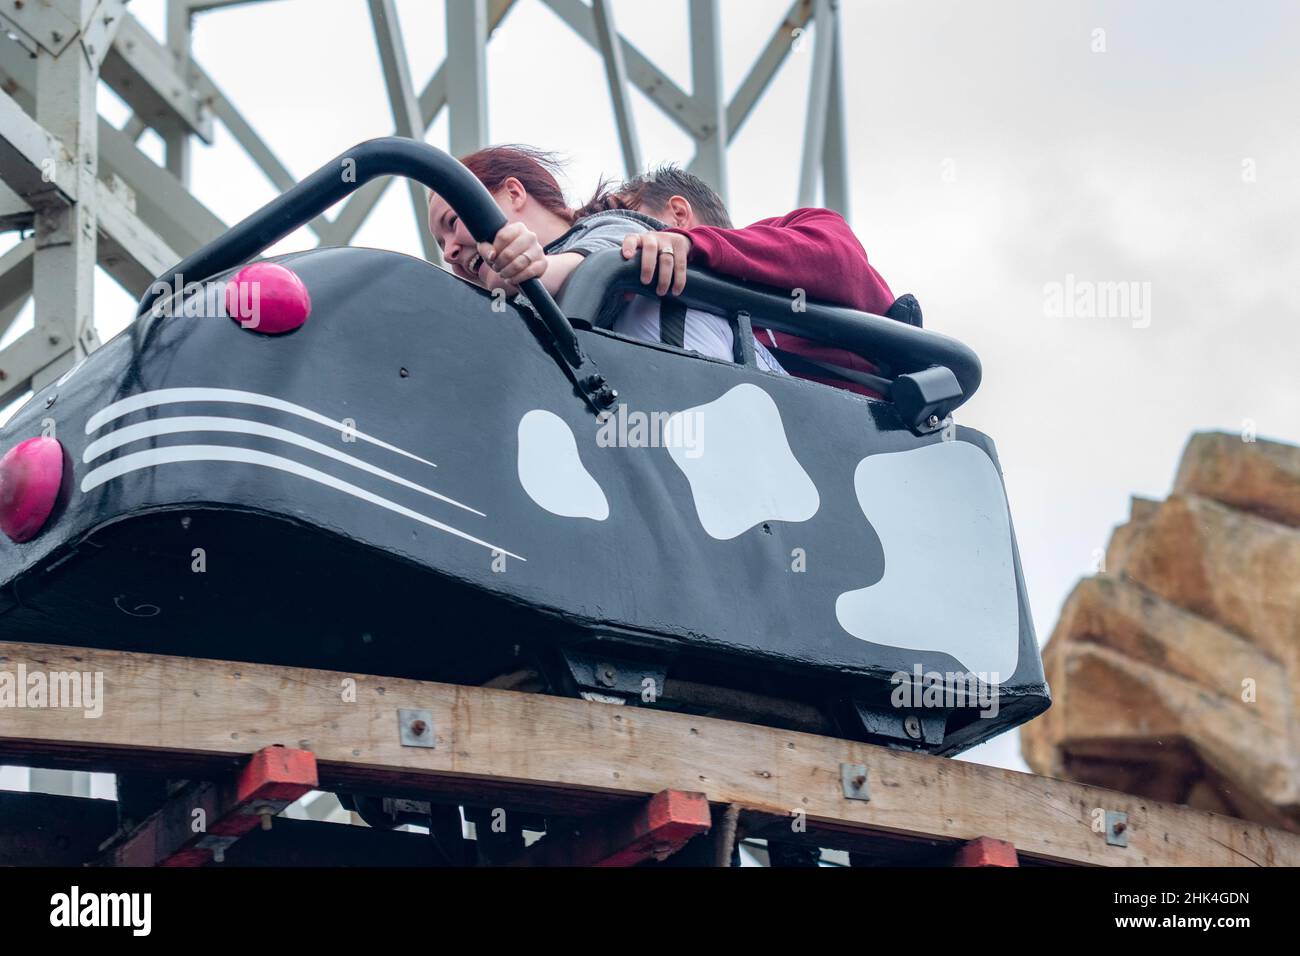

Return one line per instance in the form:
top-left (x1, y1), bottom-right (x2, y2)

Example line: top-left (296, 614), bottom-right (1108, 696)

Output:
top-left (4, 0), bottom-right (1296, 772)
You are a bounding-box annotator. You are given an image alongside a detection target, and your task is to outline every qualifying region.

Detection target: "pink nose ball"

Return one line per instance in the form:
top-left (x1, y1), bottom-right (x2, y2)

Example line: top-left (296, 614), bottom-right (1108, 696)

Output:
top-left (225, 262), bottom-right (311, 334)
top-left (0, 436), bottom-right (64, 543)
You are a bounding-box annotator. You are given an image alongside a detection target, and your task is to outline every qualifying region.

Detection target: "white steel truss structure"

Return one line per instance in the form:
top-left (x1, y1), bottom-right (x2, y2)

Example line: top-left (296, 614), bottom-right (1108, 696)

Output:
top-left (0, 0), bottom-right (849, 410)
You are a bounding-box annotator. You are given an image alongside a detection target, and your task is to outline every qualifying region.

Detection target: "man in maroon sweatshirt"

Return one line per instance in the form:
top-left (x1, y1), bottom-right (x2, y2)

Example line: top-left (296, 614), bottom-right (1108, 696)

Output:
top-left (614, 166), bottom-right (901, 398)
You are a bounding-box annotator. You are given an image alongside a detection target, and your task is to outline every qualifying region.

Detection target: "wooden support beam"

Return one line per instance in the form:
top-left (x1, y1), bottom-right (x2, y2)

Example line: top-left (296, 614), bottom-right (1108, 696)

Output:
top-left (370, 0), bottom-right (442, 263)
top-left (321, 0), bottom-right (517, 247)
top-left (726, 0), bottom-right (815, 142)
top-left (511, 789), bottom-right (711, 867)
top-left (98, 117), bottom-right (227, 256)
top-left (0, 238), bottom-right (34, 312)
top-left (592, 0), bottom-right (641, 178)
top-left (543, 0), bottom-right (712, 139)
top-left (183, 60), bottom-right (334, 241)
top-left (186, 0), bottom-right (274, 11)
top-left (104, 746), bottom-right (317, 866)
top-left (0, 89), bottom-right (78, 207)
top-left (0, 29), bottom-right (224, 259)
top-left (0, 791), bottom-right (118, 866)
top-left (101, 14), bottom-right (215, 142)
top-left (952, 836), bottom-right (1019, 868)
top-left (0, 791), bottom-right (445, 866)
top-left (0, 641), bottom-right (1297, 867)
top-left (94, 176), bottom-right (180, 297)
top-left (0, 177), bottom-right (33, 231)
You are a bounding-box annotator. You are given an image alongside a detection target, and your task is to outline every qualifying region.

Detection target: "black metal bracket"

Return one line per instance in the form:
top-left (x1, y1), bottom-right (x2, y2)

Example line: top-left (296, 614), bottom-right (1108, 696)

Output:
top-left (851, 701), bottom-right (948, 749)
top-left (891, 365), bottom-right (964, 434)
top-left (557, 648), bottom-right (669, 705)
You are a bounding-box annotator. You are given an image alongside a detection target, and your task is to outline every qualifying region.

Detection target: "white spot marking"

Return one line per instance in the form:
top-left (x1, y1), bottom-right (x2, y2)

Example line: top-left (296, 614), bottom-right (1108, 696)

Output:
top-left (835, 442), bottom-right (1019, 681)
top-left (665, 383), bottom-right (819, 540)
top-left (517, 410), bottom-right (608, 521)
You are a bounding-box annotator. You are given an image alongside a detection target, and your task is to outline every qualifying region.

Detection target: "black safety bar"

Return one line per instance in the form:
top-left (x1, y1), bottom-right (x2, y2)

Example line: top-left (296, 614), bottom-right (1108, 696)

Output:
top-left (135, 137), bottom-right (586, 371)
top-left (559, 250), bottom-right (983, 409)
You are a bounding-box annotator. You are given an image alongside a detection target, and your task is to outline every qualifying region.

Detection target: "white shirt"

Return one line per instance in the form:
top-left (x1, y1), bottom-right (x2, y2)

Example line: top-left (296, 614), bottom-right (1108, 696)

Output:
top-left (614, 298), bottom-right (787, 373)
top-left (548, 210), bottom-right (787, 375)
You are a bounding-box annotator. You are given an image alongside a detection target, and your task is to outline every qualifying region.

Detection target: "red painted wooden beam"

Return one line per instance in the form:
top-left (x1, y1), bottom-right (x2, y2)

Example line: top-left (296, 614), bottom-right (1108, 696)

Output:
top-left (951, 836), bottom-right (1019, 867)
top-left (107, 746), bottom-right (318, 867)
top-left (510, 789), bottom-right (712, 867)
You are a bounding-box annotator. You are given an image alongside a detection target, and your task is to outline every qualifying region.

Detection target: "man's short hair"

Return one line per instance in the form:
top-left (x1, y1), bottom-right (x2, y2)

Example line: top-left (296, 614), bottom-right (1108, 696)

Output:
top-left (619, 164), bottom-right (734, 229)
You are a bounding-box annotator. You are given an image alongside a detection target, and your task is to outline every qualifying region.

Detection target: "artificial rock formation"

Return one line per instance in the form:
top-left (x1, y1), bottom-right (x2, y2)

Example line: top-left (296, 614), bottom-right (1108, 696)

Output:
top-left (1021, 432), bottom-right (1300, 831)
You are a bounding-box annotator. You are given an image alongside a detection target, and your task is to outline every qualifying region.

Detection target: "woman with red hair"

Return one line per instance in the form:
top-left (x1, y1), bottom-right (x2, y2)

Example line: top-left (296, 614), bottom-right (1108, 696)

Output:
top-left (427, 145), bottom-right (784, 372)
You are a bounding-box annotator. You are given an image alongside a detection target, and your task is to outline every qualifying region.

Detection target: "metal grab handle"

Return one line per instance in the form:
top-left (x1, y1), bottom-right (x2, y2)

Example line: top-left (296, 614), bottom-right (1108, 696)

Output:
top-left (135, 137), bottom-right (585, 369)
top-left (558, 250), bottom-right (982, 407)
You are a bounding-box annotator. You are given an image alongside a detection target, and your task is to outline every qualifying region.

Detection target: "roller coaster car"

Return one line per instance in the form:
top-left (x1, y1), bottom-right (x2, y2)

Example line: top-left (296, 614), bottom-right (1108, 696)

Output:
top-left (0, 139), bottom-right (1047, 756)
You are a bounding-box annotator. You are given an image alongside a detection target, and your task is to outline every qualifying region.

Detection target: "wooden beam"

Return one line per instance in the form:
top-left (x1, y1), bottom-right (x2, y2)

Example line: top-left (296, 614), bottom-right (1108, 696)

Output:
top-left (0, 177), bottom-right (34, 231)
top-left (101, 15), bottom-right (214, 142)
top-left (94, 177), bottom-right (180, 297)
top-left (0, 791), bottom-right (118, 866)
top-left (369, 0), bottom-right (442, 263)
top-left (0, 791), bottom-right (443, 866)
top-left (0, 640), bottom-right (1296, 867)
top-left (98, 117), bottom-right (227, 256)
top-left (104, 746), bottom-right (318, 866)
top-left (510, 789), bottom-right (711, 867)
top-left (591, 0), bottom-right (642, 178)
top-left (320, 0), bottom-right (517, 247)
top-left (0, 238), bottom-right (34, 312)
top-left (0, 89), bottom-right (78, 207)
top-left (726, 0), bottom-right (815, 142)
top-left (185, 0), bottom-right (277, 12)
top-left (952, 836), bottom-right (1019, 867)
top-left (542, 0), bottom-right (712, 139)
top-left (0, 31), bottom-right (225, 256)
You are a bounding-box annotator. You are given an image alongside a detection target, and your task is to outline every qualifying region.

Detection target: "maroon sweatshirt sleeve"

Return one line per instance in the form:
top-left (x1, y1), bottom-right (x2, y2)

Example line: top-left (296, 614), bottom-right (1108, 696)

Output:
top-left (666, 208), bottom-right (895, 315)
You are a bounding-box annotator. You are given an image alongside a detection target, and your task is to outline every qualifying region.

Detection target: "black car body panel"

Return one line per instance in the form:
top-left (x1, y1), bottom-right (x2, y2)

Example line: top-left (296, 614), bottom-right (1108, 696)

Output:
top-left (0, 244), bottom-right (1047, 754)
